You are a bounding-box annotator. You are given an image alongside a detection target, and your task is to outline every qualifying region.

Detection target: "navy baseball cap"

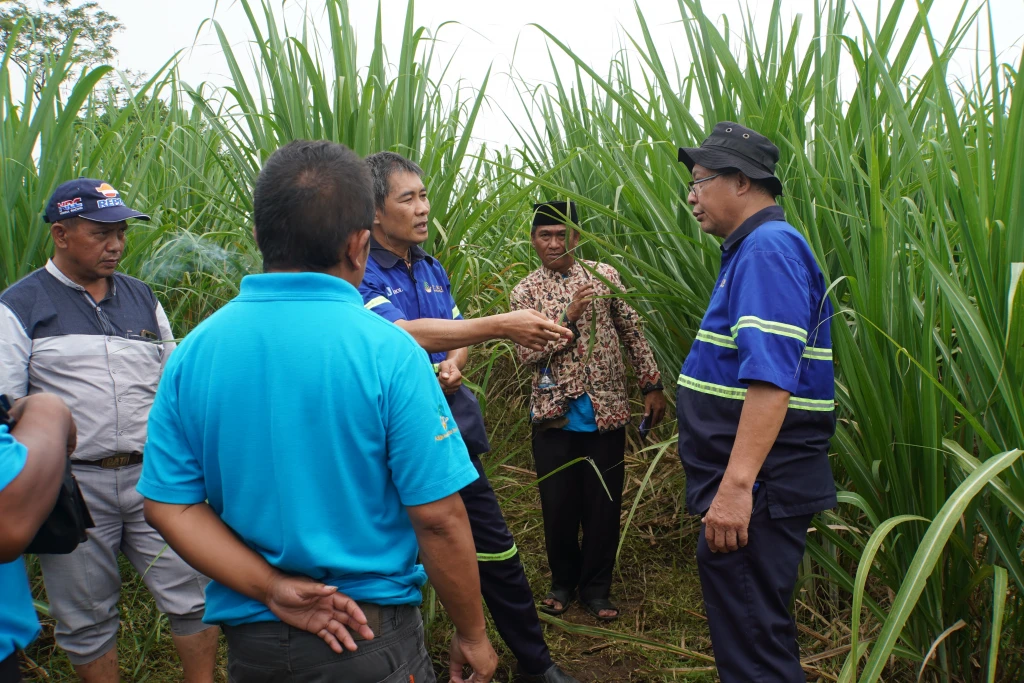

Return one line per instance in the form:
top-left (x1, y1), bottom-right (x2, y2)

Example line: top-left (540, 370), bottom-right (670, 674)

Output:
top-left (43, 178), bottom-right (150, 224)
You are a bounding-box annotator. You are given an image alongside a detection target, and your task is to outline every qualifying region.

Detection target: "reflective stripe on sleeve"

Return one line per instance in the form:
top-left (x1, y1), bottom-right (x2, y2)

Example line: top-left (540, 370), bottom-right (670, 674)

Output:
top-left (452, 305), bottom-right (461, 319)
top-left (730, 316), bottom-right (808, 343)
top-left (695, 329), bottom-right (832, 361)
top-left (677, 373), bottom-right (834, 412)
top-left (476, 544), bottom-right (518, 562)
top-left (365, 296), bottom-right (390, 310)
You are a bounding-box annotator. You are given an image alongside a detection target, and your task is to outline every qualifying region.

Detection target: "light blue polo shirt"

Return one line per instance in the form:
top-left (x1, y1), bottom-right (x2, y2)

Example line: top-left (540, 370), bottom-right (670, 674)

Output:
top-left (138, 272), bottom-right (478, 626)
top-left (0, 425), bottom-right (40, 660)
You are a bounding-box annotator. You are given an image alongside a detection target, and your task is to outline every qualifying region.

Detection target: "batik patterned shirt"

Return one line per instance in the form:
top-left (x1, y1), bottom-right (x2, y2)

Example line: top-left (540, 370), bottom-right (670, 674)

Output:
top-left (510, 260), bottom-right (661, 432)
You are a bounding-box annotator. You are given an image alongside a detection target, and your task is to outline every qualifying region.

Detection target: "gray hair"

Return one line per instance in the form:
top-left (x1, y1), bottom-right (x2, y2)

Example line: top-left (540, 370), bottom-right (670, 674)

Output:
top-left (364, 151), bottom-right (424, 210)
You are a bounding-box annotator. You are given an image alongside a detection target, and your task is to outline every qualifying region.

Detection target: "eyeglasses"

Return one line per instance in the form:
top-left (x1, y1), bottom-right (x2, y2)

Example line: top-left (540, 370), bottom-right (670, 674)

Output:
top-left (686, 172), bottom-right (728, 196)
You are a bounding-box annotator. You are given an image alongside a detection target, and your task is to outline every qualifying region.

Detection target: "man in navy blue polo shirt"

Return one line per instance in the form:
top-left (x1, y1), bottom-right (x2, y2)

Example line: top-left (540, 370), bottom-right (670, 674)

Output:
top-left (359, 152), bottom-right (577, 683)
top-left (139, 141), bottom-right (497, 683)
top-left (675, 122), bottom-right (837, 682)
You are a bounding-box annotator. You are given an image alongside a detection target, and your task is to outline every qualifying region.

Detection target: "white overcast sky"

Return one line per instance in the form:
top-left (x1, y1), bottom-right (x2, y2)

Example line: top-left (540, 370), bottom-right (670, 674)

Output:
top-left (95, 0), bottom-right (1023, 147)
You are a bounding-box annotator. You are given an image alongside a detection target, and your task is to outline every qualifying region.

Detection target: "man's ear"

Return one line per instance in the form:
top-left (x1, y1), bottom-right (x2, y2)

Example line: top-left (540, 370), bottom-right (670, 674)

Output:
top-left (734, 173), bottom-right (754, 197)
top-left (345, 229), bottom-right (371, 271)
top-left (51, 222), bottom-right (69, 249)
top-left (372, 207), bottom-right (383, 228)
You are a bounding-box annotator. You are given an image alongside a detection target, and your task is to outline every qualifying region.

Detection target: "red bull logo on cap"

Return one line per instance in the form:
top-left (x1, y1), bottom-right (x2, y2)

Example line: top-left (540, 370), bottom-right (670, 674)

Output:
top-left (95, 183), bottom-right (119, 198)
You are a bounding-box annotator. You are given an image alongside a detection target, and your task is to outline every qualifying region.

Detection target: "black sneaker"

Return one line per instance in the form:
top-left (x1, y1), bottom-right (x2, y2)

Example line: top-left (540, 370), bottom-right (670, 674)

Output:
top-left (517, 664), bottom-right (580, 682)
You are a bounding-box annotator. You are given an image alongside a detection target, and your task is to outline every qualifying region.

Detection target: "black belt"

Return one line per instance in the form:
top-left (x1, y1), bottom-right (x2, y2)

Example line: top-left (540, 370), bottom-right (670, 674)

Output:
top-left (76, 453), bottom-right (143, 469)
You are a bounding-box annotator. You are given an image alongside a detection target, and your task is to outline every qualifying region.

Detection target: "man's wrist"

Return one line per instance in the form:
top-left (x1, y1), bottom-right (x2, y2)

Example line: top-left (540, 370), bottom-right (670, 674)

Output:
top-left (258, 567), bottom-right (283, 606)
top-left (455, 625), bottom-right (488, 644)
top-left (493, 312), bottom-right (510, 339)
top-left (641, 381), bottom-right (663, 395)
top-left (720, 471), bottom-right (756, 491)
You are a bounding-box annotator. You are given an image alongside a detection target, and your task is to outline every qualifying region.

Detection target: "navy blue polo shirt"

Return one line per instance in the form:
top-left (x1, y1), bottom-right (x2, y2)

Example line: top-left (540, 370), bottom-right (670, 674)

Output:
top-left (677, 206), bottom-right (837, 519)
top-left (359, 237), bottom-right (491, 457)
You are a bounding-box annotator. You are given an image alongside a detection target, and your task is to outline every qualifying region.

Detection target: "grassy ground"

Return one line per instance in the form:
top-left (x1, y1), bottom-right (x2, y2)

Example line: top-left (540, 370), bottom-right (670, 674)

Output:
top-left (20, 355), bottom-right (853, 682)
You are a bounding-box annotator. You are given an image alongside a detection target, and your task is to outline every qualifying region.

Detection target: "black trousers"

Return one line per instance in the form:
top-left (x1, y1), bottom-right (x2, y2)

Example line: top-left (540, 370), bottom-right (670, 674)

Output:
top-left (222, 605), bottom-right (431, 683)
top-left (697, 483), bottom-right (813, 682)
top-left (532, 426), bottom-right (626, 602)
top-left (460, 454), bottom-right (553, 676)
top-left (0, 653), bottom-right (21, 683)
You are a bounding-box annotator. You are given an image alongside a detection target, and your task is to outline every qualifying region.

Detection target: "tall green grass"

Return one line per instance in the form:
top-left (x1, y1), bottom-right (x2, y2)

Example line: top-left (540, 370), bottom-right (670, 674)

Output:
top-left (3, 0), bottom-right (1022, 680)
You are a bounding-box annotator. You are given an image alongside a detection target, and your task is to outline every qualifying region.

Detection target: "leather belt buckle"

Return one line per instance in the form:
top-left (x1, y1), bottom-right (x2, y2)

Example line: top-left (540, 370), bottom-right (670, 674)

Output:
top-left (101, 454), bottom-right (131, 469)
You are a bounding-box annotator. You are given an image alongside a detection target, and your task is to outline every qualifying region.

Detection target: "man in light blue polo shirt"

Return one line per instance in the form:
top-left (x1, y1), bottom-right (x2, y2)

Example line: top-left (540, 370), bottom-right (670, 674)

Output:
top-left (138, 140), bottom-right (497, 683)
top-left (0, 393), bottom-right (76, 683)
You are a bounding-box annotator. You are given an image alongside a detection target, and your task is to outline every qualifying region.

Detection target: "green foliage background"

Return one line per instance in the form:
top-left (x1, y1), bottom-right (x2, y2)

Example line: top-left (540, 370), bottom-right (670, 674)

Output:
top-left (2, 0), bottom-right (1023, 680)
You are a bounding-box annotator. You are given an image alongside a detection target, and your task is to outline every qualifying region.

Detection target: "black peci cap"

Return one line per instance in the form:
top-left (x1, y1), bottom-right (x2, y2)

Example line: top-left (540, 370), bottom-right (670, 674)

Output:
top-left (532, 201), bottom-right (578, 227)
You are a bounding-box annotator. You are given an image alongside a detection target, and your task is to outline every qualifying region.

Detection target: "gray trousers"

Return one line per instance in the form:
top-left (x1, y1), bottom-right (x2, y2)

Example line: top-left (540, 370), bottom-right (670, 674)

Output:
top-left (38, 463), bottom-right (210, 665)
top-left (222, 604), bottom-right (433, 683)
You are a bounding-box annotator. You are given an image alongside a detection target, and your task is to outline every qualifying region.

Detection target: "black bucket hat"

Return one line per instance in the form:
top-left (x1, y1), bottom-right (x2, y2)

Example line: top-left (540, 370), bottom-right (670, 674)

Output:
top-left (678, 122), bottom-right (783, 197)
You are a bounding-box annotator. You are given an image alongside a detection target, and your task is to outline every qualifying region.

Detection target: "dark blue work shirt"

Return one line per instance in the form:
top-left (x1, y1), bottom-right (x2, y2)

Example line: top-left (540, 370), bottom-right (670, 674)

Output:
top-left (360, 237), bottom-right (491, 457)
top-left (677, 206), bottom-right (838, 518)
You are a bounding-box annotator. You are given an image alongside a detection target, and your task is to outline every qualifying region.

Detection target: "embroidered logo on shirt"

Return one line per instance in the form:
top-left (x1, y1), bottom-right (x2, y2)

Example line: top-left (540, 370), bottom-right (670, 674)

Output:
top-left (435, 404), bottom-right (458, 441)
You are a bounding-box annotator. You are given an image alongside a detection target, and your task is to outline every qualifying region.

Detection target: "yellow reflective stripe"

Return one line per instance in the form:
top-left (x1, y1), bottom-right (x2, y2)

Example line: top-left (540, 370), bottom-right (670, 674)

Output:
top-left (677, 373), bottom-right (747, 400)
top-left (695, 330), bottom-right (737, 349)
top-left (477, 544), bottom-right (518, 562)
top-left (802, 346), bottom-right (833, 361)
top-left (431, 363), bottom-right (441, 373)
top-left (787, 396), bottom-right (836, 412)
top-left (365, 296), bottom-right (390, 310)
top-left (731, 316), bottom-right (808, 343)
top-left (677, 374), bottom-right (834, 412)
top-left (452, 305), bottom-right (461, 319)
top-left (695, 329), bottom-right (831, 361)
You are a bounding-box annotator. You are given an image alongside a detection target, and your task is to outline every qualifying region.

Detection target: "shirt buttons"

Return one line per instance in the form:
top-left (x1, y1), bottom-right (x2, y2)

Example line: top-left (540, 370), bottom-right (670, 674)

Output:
top-left (118, 430), bottom-right (124, 436)
top-left (117, 397), bottom-right (123, 403)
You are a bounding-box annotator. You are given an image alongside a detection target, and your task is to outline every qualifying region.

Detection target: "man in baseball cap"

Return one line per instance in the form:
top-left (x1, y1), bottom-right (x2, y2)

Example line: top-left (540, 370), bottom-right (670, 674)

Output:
top-left (0, 179), bottom-right (218, 682)
top-left (675, 123), bottom-right (837, 681)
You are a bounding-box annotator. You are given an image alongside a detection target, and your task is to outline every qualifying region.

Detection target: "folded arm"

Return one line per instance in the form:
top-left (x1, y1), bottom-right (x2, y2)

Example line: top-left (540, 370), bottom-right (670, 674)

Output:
top-left (144, 500), bottom-right (373, 652)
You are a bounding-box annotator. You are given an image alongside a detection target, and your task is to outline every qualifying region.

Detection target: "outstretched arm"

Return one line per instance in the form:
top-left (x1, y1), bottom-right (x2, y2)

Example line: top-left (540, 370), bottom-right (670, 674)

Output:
top-left (396, 310), bottom-right (571, 354)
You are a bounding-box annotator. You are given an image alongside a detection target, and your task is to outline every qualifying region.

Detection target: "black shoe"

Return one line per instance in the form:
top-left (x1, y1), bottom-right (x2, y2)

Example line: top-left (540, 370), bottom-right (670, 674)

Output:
top-left (517, 664), bottom-right (580, 683)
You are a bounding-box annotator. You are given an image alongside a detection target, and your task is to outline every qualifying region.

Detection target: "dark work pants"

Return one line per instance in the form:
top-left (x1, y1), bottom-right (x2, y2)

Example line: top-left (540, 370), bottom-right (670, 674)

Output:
top-left (532, 426), bottom-right (626, 602)
top-left (697, 484), bottom-right (813, 682)
top-left (221, 604), bottom-right (431, 683)
top-left (0, 653), bottom-right (21, 683)
top-left (460, 454), bottom-right (553, 676)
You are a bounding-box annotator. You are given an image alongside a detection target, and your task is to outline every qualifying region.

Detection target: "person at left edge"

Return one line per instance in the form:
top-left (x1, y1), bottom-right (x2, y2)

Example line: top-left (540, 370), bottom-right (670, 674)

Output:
top-left (359, 151), bottom-right (578, 683)
top-left (0, 179), bottom-right (218, 683)
top-left (0, 393), bottom-right (76, 683)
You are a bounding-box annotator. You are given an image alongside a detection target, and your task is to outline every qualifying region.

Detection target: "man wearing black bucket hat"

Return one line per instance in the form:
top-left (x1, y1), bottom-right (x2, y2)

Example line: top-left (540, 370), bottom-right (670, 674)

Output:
top-left (675, 123), bottom-right (837, 681)
top-left (0, 180), bottom-right (218, 682)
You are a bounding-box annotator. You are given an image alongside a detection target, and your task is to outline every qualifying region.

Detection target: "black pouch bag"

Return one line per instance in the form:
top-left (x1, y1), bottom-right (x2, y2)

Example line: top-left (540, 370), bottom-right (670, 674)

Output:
top-left (25, 459), bottom-right (94, 554)
top-left (1, 395), bottom-right (94, 554)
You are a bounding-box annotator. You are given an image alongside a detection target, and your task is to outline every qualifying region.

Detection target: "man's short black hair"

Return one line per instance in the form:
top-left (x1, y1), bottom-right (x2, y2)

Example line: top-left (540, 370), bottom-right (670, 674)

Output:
top-left (253, 140), bottom-right (374, 271)
top-left (364, 151), bottom-right (424, 211)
